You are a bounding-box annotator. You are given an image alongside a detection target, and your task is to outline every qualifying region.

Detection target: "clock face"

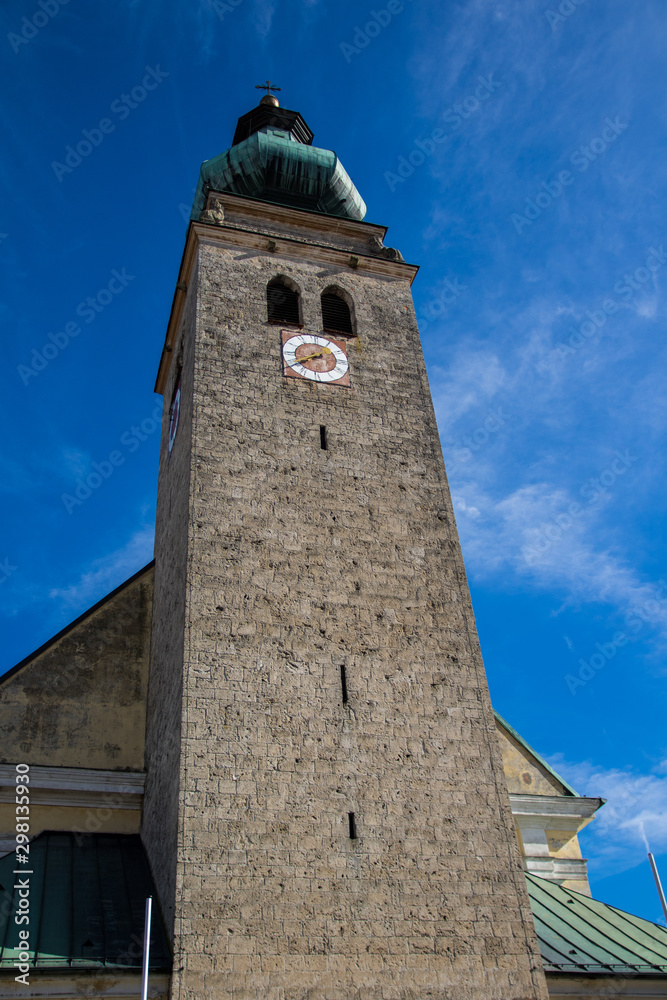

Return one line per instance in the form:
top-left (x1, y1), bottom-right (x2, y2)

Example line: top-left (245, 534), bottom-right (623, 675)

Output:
top-left (281, 332), bottom-right (350, 386)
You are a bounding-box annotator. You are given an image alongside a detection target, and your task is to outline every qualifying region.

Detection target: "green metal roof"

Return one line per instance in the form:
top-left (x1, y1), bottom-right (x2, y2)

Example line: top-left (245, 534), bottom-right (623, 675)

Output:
top-left (527, 873), bottom-right (667, 975)
top-left (191, 130), bottom-right (367, 222)
top-left (0, 832), bottom-right (170, 970)
top-left (494, 710), bottom-right (579, 796)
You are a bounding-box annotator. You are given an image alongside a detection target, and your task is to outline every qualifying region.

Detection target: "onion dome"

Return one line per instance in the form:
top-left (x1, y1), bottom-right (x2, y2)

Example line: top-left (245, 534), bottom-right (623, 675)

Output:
top-left (190, 88), bottom-right (366, 222)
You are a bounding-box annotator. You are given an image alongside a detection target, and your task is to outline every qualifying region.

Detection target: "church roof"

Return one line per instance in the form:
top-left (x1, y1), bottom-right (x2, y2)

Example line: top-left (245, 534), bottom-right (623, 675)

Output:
top-left (191, 132), bottom-right (367, 222)
top-left (527, 873), bottom-right (667, 975)
top-left (0, 832), bottom-right (170, 971)
top-left (189, 97), bottom-right (367, 222)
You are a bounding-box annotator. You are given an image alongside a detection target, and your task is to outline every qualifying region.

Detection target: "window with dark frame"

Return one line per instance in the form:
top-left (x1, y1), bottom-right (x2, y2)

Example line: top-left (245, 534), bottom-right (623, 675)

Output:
top-left (321, 291), bottom-right (353, 335)
top-left (267, 278), bottom-right (300, 325)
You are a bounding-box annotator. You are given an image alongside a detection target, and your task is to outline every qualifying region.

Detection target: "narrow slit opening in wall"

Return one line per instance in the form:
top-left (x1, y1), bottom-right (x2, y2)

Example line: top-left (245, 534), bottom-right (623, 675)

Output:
top-left (340, 664), bottom-right (348, 704)
top-left (320, 425), bottom-right (328, 450)
top-left (348, 812), bottom-right (357, 839)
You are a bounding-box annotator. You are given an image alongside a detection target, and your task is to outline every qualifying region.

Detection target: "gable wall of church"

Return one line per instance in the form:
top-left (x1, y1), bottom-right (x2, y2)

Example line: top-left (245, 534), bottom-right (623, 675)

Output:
top-left (0, 569), bottom-right (153, 772)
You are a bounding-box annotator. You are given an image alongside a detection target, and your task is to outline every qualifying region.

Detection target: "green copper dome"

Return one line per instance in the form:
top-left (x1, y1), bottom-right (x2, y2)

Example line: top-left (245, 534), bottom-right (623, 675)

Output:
top-left (190, 100), bottom-right (366, 222)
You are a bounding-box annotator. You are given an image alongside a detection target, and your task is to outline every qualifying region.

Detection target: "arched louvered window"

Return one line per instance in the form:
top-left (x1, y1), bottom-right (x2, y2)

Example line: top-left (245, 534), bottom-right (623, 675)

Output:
top-left (321, 289), bottom-right (354, 335)
top-left (267, 278), bottom-right (300, 325)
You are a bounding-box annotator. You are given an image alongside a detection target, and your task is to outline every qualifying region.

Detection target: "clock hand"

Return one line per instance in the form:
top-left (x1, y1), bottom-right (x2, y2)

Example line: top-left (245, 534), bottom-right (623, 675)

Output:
top-left (288, 347), bottom-right (332, 367)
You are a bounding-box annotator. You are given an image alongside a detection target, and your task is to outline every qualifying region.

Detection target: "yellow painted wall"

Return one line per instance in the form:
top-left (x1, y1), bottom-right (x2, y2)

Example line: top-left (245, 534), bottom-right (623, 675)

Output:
top-left (547, 829), bottom-right (583, 860)
top-left (495, 719), bottom-right (587, 874)
top-left (495, 720), bottom-right (568, 796)
top-left (0, 802), bottom-right (140, 840)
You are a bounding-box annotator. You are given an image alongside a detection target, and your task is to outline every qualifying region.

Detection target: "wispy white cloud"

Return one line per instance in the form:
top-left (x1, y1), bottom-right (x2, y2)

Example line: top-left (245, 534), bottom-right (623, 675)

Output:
top-left (432, 348), bottom-right (508, 426)
top-left (424, 271), bottom-right (666, 642)
top-left (452, 477), bottom-right (667, 639)
top-left (251, 0), bottom-right (276, 38)
top-left (49, 526), bottom-right (154, 611)
top-left (547, 754), bottom-right (667, 882)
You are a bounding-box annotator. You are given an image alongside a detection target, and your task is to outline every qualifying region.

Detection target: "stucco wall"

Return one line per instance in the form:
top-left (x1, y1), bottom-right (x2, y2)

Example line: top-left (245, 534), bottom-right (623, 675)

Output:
top-left (496, 720), bottom-right (568, 796)
top-left (0, 567), bottom-right (153, 771)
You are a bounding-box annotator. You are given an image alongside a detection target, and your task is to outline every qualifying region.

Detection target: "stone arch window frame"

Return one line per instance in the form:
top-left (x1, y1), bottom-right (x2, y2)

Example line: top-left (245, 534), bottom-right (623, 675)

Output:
top-left (267, 274), bottom-right (303, 327)
top-left (320, 284), bottom-right (356, 337)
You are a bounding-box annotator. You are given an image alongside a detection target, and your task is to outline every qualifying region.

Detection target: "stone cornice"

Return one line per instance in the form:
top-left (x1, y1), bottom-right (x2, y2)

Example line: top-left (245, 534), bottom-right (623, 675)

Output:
top-left (524, 856), bottom-right (590, 877)
top-left (510, 793), bottom-right (604, 821)
top-left (0, 765), bottom-right (145, 809)
top-left (211, 191), bottom-right (389, 246)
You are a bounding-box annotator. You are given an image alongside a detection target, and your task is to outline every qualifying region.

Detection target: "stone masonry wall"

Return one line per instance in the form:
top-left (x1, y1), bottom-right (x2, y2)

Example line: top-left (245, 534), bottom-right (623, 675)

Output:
top-left (142, 261), bottom-right (199, 940)
top-left (151, 215), bottom-right (549, 1000)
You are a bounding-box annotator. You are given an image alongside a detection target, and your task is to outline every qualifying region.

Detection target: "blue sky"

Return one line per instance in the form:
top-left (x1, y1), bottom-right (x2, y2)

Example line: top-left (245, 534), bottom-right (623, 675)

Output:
top-left (1, 0), bottom-right (666, 924)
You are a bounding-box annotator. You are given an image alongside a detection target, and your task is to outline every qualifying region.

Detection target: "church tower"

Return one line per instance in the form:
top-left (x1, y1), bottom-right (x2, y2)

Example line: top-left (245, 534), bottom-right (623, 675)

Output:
top-left (143, 89), bottom-right (549, 1000)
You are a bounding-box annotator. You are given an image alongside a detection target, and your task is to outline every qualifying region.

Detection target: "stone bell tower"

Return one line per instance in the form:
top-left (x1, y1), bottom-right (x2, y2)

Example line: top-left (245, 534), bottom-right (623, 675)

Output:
top-left (142, 87), bottom-right (549, 1000)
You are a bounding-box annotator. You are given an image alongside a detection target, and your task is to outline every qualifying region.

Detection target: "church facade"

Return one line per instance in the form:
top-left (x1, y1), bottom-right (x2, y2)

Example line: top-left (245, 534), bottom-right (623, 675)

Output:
top-left (0, 93), bottom-right (666, 1000)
